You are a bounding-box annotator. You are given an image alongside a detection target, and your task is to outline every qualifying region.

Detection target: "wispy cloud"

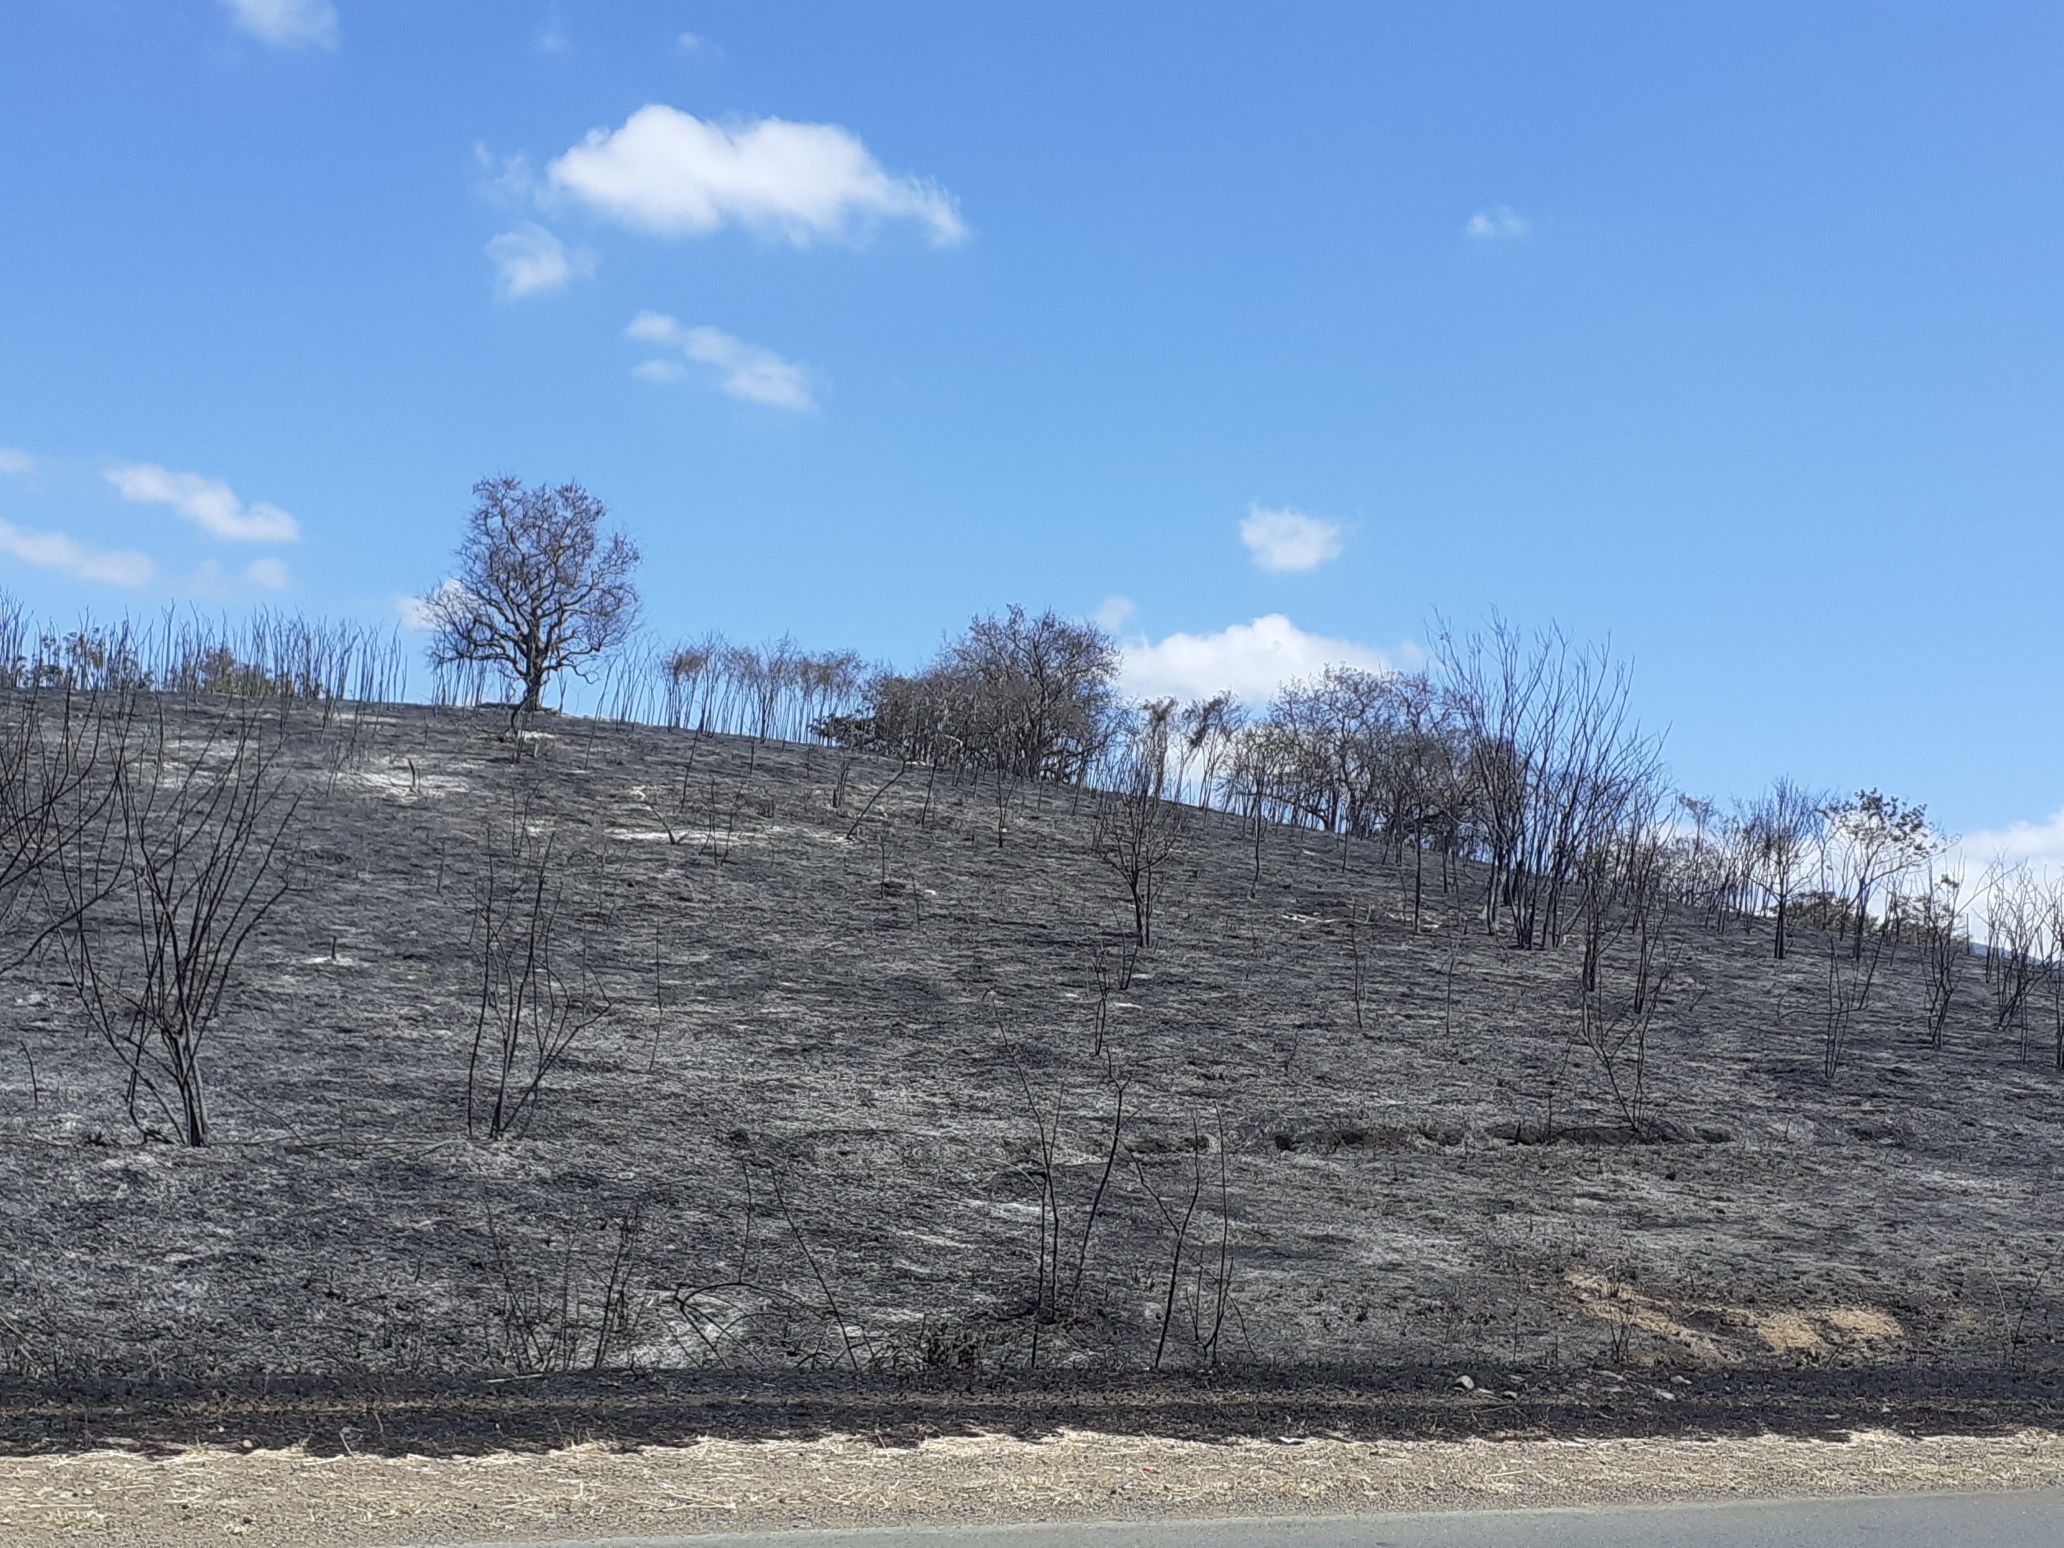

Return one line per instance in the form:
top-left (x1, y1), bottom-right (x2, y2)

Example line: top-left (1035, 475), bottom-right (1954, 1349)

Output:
top-left (1240, 504), bottom-right (1344, 573)
top-left (474, 144), bottom-right (539, 209)
top-left (243, 557), bottom-right (291, 591)
top-left (218, 0), bottom-right (338, 51)
top-left (486, 223), bottom-right (596, 298)
top-left (1465, 205), bottom-right (1532, 240)
top-left (398, 578), bottom-right (466, 632)
top-left (0, 448), bottom-right (33, 476)
top-left (105, 463), bottom-right (301, 543)
top-left (1118, 614), bottom-right (1411, 705)
top-left (625, 312), bottom-right (684, 346)
top-left (1094, 595), bottom-right (1136, 633)
top-left (549, 106), bottom-right (967, 247)
top-left (0, 519), bottom-right (154, 588)
top-left (626, 312), bottom-right (816, 411)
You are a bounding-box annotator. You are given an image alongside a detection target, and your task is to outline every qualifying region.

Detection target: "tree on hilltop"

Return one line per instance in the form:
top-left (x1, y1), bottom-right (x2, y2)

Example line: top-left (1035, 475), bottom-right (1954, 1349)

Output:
top-left (420, 477), bottom-right (641, 712)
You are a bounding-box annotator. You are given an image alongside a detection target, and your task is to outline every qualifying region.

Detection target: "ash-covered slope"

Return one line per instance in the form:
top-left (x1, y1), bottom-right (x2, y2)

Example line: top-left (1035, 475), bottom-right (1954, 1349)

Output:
top-left (2, 697), bottom-right (2058, 1385)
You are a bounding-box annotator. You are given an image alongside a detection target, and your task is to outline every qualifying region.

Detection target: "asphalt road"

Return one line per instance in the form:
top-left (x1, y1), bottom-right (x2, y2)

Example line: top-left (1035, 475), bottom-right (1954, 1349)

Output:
top-left (474, 1489), bottom-right (2064, 1548)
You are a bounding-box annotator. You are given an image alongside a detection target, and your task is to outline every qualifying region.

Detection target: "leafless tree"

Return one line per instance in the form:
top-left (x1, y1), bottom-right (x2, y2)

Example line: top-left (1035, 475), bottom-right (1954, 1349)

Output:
top-left (466, 829), bottom-right (612, 1139)
top-left (54, 710), bottom-right (297, 1145)
top-left (1814, 824), bottom-right (1892, 1080)
top-left (1433, 618), bottom-right (1660, 950)
top-left (421, 477), bottom-right (641, 714)
top-left (1741, 777), bottom-right (1825, 960)
top-left (660, 638), bottom-right (717, 730)
top-left (1823, 789), bottom-right (1938, 962)
top-left (1575, 970), bottom-right (1671, 1140)
top-left (1091, 719), bottom-right (1192, 949)
top-left (1132, 697), bottom-right (1177, 800)
top-left (1671, 794), bottom-right (1735, 924)
top-left (1173, 692), bottom-right (1242, 807)
top-left (949, 606), bottom-right (1120, 784)
top-left (1382, 673), bottom-right (1465, 927)
top-left (1226, 719), bottom-right (1299, 899)
top-left (1983, 863), bottom-right (2049, 1057)
top-left (991, 995), bottom-right (1129, 1370)
top-left (825, 608), bottom-right (1119, 798)
top-left (2048, 881), bottom-right (2064, 1073)
top-left (1913, 870), bottom-right (1968, 1049)
top-left (1, 688), bottom-right (133, 970)
top-left (1574, 784), bottom-right (1671, 1008)
top-left (1128, 1112), bottom-right (1234, 1371)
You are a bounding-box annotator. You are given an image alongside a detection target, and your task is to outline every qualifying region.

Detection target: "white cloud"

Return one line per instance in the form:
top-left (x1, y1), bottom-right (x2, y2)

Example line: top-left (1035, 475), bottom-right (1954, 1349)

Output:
top-left (1094, 595), bottom-right (1136, 633)
top-left (625, 312), bottom-right (815, 410)
top-left (244, 557), bottom-right (290, 590)
top-left (1118, 614), bottom-right (1407, 705)
top-left (548, 105), bottom-right (967, 247)
top-left (0, 448), bottom-right (33, 476)
top-left (625, 310), bottom-right (684, 345)
top-left (399, 578), bottom-right (466, 632)
top-left (219, 0), bottom-right (338, 50)
top-left (1465, 205), bottom-right (1532, 240)
top-left (0, 519), bottom-right (154, 588)
top-left (684, 329), bottom-right (815, 410)
top-left (105, 463), bottom-right (301, 543)
top-left (537, 20), bottom-right (571, 54)
top-left (1240, 504), bottom-right (1345, 573)
top-left (677, 31), bottom-right (708, 51)
top-left (486, 223), bottom-right (596, 298)
top-left (1946, 809), bottom-right (2064, 886)
top-left (1906, 812), bottom-right (2064, 945)
top-left (474, 144), bottom-right (539, 208)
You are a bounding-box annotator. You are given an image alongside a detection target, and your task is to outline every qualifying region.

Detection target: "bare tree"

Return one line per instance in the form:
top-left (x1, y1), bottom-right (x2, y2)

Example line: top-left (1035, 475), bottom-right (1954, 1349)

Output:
top-left (1824, 789), bottom-right (1938, 961)
top-left (1741, 777), bottom-right (1824, 960)
top-left (1382, 673), bottom-right (1463, 928)
top-left (1173, 692), bottom-right (1242, 807)
top-left (467, 829), bottom-right (611, 1139)
top-left (1813, 820), bottom-right (1893, 1080)
top-left (1983, 863), bottom-right (2049, 1057)
top-left (1090, 720), bottom-right (1192, 949)
top-left (949, 606), bottom-right (1120, 784)
top-left (54, 710), bottom-right (297, 1145)
top-left (1433, 618), bottom-right (1660, 950)
top-left (1915, 870), bottom-right (1968, 1049)
top-left (1226, 720), bottom-right (1297, 900)
top-left (2049, 880), bottom-right (2064, 1073)
top-left (421, 477), bottom-right (641, 714)
top-left (1, 688), bottom-right (133, 970)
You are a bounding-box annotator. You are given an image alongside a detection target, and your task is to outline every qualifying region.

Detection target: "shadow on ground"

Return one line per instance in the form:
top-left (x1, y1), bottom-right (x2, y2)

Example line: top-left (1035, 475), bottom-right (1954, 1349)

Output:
top-left (3, 1366), bottom-right (2060, 1460)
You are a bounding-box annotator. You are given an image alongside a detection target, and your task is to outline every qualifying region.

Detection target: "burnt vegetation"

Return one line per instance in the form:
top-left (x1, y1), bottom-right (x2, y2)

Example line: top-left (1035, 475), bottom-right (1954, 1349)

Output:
top-left (1, 578), bottom-right (2061, 1396)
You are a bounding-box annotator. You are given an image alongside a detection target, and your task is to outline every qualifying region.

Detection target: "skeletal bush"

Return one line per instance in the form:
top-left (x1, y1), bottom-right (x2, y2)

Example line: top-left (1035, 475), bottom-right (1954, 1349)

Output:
top-left (54, 708), bottom-right (296, 1146)
top-left (465, 828), bottom-right (611, 1140)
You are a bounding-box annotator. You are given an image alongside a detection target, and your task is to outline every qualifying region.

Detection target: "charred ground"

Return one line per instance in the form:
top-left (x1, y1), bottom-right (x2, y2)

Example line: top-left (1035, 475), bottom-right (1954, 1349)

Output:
top-left (1, 695), bottom-right (2060, 1435)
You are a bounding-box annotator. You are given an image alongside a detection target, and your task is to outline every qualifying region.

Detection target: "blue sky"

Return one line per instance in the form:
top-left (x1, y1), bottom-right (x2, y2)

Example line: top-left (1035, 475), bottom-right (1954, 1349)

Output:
top-left (2, 0), bottom-right (2061, 863)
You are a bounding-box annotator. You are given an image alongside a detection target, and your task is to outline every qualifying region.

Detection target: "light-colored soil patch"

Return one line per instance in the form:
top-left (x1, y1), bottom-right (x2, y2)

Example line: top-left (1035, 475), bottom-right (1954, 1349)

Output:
top-left (1755, 1308), bottom-right (1905, 1356)
top-left (2, 1428), bottom-right (2061, 1547)
top-left (1564, 1274), bottom-right (1910, 1365)
top-left (1566, 1273), bottom-right (1723, 1363)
